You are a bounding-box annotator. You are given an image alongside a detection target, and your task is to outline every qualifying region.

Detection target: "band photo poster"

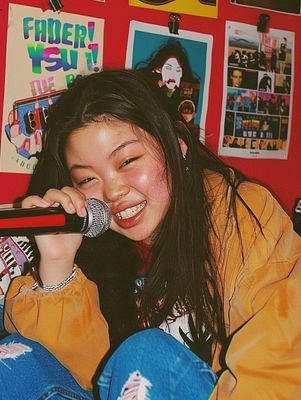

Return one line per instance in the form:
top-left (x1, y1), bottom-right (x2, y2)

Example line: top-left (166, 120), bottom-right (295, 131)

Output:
top-left (218, 21), bottom-right (294, 159)
top-left (129, 0), bottom-right (218, 19)
top-left (126, 20), bottom-right (213, 143)
top-left (1, 4), bottom-right (104, 174)
top-left (230, 0), bottom-right (301, 15)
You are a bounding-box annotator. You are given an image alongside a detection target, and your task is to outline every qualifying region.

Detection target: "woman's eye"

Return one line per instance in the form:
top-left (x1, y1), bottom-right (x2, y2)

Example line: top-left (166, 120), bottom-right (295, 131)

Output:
top-left (76, 177), bottom-right (95, 186)
top-left (120, 157), bottom-right (139, 169)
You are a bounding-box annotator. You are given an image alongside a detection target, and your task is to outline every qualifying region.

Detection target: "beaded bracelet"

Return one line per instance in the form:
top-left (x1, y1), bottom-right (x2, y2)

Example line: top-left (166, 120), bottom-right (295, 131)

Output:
top-left (32, 265), bottom-right (78, 292)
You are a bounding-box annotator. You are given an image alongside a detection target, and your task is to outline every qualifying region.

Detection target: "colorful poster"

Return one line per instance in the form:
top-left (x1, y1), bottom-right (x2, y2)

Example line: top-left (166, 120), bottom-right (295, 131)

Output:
top-left (218, 21), bottom-right (294, 159)
top-left (230, 0), bottom-right (301, 15)
top-left (126, 21), bottom-right (213, 142)
top-left (0, 237), bottom-right (33, 298)
top-left (1, 4), bottom-right (104, 174)
top-left (129, 0), bottom-right (218, 19)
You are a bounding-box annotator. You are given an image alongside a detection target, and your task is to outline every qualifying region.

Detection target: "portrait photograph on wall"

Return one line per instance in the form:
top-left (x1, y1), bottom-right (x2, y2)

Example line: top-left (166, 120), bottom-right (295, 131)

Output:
top-left (1, 3), bottom-right (104, 174)
top-left (126, 20), bottom-right (213, 142)
top-left (219, 21), bottom-right (294, 159)
top-left (230, 0), bottom-right (301, 15)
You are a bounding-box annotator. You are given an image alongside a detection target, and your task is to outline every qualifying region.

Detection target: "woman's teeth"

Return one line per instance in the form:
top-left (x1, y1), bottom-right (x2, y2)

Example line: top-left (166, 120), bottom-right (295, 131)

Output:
top-left (115, 202), bottom-right (146, 220)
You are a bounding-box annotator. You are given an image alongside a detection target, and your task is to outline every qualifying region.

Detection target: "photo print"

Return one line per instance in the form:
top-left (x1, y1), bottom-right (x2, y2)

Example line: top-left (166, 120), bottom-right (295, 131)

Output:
top-left (219, 21), bottom-right (294, 159)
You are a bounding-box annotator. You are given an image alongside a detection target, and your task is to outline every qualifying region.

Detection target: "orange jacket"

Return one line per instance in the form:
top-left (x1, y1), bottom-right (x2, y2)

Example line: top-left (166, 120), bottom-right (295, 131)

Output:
top-left (206, 172), bottom-right (301, 399)
top-left (4, 268), bottom-right (110, 389)
top-left (4, 174), bottom-right (301, 397)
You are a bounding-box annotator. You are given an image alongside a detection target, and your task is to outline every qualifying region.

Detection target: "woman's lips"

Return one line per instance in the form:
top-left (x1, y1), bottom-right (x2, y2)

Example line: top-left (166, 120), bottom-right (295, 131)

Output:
top-left (113, 201), bottom-right (146, 228)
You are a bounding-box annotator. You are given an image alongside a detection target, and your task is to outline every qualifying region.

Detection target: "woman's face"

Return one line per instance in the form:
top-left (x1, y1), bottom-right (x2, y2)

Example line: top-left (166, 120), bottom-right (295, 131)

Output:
top-left (161, 57), bottom-right (182, 91)
top-left (230, 69), bottom-right (243, 87)
top-left (65, 119), bottom-right (171, 244)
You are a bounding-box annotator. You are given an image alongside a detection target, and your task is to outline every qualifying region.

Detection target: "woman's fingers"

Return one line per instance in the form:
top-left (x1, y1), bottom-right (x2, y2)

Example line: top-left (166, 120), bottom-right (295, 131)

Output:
top-left (61, 186), bottom-right (87, 217)
top-left (22, 187), bottom-right (88, 218)
top-left (43, 187), bottom-right (87, 217)
top-left (21, 195), bottom-right (50, 208)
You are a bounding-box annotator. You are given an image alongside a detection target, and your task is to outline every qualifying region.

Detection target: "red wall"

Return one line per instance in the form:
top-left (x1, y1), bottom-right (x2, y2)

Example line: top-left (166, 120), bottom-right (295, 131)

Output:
top-left (0, 0), bottom-right (300, 214)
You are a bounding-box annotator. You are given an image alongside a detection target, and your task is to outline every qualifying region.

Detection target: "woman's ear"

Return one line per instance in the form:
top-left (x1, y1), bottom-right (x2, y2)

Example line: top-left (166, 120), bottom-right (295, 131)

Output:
top-left (178, 138), bottom-right (188, 159)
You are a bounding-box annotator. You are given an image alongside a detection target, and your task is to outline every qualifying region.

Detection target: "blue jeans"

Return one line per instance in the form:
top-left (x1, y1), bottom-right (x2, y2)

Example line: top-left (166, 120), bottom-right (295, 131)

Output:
top-left (0, 333), bottom-right (93, 399)
top-left (98, 328), bottom-right (216, 399)
top-left (0, 329), bottom-right (216, 399)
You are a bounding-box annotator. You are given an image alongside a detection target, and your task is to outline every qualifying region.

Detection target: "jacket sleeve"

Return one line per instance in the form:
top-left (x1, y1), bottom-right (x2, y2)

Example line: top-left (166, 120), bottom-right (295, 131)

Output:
top-left (4, 267), bottom-right (110, 390)
top-left (210, 182), bottom-right (301, 399)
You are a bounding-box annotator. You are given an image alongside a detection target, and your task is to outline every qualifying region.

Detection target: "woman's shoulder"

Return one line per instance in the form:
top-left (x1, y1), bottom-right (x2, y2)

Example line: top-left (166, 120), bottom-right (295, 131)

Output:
top-left (204, 170), bottom-right (274, 205)
top-left (236, 179), bottom-right (285, 227)
top-left (203, 169), bottom-right (229, 203)
top-left (204, 169), bottom-right (284, 227)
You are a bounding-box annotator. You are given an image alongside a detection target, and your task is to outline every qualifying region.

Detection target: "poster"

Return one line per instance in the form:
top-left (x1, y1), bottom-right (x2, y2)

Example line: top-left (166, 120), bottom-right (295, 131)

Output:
top-left (230, 0), bottom-right (301, 15)
top-left (129, 0), bottom-right (218, 19)
top-left (218, 21), bottom-right (294, 159)
top-left (126, 21), bottom-right (213, 142)
top-left (1, 4), bottom-right (104, 174)
top-left (0, 237), bottom-right (32, 298)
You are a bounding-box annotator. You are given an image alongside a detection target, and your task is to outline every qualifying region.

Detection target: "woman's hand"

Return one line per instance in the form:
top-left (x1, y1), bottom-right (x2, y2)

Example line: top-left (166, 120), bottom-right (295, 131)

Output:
top-left (22, 186), bottom-right (87, 286)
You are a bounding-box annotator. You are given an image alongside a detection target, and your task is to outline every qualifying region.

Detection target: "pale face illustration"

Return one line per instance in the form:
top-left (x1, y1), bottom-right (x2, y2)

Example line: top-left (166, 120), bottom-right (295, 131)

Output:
top-left (161, 57), bottom-right (183, 91)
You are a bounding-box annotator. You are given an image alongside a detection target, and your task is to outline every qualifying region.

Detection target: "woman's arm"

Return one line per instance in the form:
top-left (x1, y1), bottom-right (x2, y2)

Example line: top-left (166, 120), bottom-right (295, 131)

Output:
top-left (210, 182), bottom-right (301, 399)
top-left (3, 188), bottom-right (110, 390)
top-left (4, 267), bottom-right (110, 390)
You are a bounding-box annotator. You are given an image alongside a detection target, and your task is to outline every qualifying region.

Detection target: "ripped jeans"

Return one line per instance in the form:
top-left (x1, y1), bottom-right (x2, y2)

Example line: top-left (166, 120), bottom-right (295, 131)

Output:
top-left (99, 328), bottom-right (216, 400)
top-left (0, 329), bottom-right (216, 399)
top-left (0, 333), bottom-right (93, 400)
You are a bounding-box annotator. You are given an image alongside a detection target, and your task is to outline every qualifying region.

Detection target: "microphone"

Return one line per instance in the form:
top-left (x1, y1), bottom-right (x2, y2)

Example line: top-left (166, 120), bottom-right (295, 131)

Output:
top-left (0, 198), bottom-right (111, 238)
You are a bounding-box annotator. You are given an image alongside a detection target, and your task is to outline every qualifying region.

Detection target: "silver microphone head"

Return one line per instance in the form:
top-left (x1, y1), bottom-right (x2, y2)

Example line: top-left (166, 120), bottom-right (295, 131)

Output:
top-left (81, 198), bottom-right (111, 238)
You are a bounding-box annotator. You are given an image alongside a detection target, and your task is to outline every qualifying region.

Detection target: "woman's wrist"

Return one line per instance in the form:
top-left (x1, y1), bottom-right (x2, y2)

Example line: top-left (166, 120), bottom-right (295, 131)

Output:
top-left (38, 258), bottom-right (75, 286)
top-left (31, 264), bottom-right (78, 292)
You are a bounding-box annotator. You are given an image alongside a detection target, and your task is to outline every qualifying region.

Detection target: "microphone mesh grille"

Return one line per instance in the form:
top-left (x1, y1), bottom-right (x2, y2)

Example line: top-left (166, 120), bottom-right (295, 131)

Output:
top-left (83, 198), bottom-right (111, 238)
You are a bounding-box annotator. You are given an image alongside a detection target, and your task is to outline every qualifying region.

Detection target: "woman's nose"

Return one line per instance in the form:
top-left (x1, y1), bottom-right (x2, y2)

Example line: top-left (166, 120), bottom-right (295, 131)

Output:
top-left (102, 178), bottom-right (130, 203)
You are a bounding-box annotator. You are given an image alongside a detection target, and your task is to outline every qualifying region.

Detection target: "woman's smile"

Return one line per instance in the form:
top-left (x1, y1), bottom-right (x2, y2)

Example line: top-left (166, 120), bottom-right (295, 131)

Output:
top-left (114, 200), bottom-right (147, 228)
top-left (115, 200), bottom-right (146, 220)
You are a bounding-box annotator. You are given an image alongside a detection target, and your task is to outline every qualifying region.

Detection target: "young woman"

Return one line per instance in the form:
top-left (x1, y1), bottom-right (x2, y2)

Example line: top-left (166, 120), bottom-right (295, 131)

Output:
top-left (1, 69), bottom-right (301, 400)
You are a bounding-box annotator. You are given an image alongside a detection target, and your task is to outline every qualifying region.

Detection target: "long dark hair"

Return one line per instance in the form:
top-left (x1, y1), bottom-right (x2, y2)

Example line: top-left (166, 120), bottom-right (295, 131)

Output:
top-left (27, 69), bottom-right (248, 347)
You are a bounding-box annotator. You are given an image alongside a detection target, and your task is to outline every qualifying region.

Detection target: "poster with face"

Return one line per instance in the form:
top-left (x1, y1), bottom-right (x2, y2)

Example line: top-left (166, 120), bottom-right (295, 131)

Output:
top-left (126, 21), bottom-right (213, 142)
top-left (219, 21), bottom-right (294, 160)
top-left (1, 4), bottom-right (104, 174)
top-left (161, 57), bottom-right (182, 91)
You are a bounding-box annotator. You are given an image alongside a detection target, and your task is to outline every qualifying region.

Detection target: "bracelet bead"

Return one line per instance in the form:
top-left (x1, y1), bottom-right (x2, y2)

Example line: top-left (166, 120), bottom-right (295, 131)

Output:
top-left (32, 265), bottom-right (77, 291)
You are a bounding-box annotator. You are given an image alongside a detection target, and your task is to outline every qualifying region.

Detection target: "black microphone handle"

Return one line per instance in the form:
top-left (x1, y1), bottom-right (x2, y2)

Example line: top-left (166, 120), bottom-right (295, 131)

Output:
top-left (0, 198), bottom-right (111, 238)
top-left (0, 207), bottom-right (86, 237)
